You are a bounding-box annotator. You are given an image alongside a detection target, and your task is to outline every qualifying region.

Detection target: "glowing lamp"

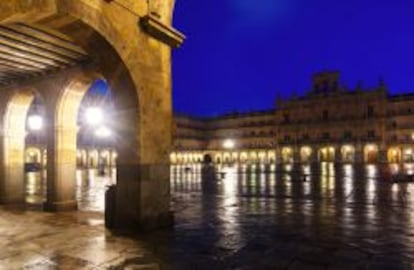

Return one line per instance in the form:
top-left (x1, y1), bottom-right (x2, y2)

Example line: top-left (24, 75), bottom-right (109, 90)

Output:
top-left (223, 139), bottom-right (235, 149)
top-left (28, 115), bottom-right (43, 131)
top-left (85, 107), bottom-right (103, 126)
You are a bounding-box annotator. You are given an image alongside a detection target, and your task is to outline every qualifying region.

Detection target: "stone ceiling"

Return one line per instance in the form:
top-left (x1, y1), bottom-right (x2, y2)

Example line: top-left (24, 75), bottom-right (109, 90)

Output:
top-left (0, 22), bottom-right (88, 86)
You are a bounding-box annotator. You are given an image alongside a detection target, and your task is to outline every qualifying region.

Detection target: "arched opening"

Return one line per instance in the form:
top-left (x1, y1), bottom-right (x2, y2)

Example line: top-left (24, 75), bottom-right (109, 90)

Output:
top-left (403, 148), bottom-right (414, 163)
top-left (258, 151), bottom-right (267, 163)
top-left (341, 145), bottom-right (355, 163)
top-left (300, 146), bottom-right (312, 163)
top-left (231, 152), bottom-right (239, 163)
top-left (170, 152), bottom-right (177, 164)
top-left (319, 146), bottom-right (335, 162)
top-left (267, 151), bottom-right (276, 164)
top-left (215, 153), bottom-right (222, 164)
top-left (223, 152), bottom-right (231, 164)
top-left (249, 151), bottom-right (258, 163)
top-left (25, 147), bottom-right (42, 164)
top-left (364, 144), bottom-right (379, 163)
top-left (281, 147), bottom-right (293, 163)
top-left (0, 0), bottom-right (179, 228)
top-left (387, 147), bottom-right (401, 164)
top-left (24, 93), bottom-right (49, 206)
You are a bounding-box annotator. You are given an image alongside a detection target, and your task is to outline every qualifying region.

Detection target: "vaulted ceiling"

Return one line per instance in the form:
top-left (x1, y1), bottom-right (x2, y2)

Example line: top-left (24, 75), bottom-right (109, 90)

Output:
top-left (0, 23), bottom-right (89, 87)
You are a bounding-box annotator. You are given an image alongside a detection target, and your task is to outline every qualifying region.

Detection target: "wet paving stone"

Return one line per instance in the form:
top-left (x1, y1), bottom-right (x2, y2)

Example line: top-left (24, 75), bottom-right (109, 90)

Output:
top-left (4, 164), bottom-right (414, 269)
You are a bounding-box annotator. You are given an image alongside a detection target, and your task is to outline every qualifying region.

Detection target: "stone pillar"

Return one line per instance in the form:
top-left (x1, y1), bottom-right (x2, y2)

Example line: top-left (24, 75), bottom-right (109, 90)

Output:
top-left (0, 128), bottom-right (26, 204)
top-left (0, 91), bottom-right (33, 204)
top-left (335, 147), bottom-right (342, 163)
top-left (44, 122), bottom-right (78, 211)
top-left (276, 148), bottom-right (282, 164)
top-left (355, 145), bottom-right (364, 163)
top-left (379, 146), bottom-right (388, 164)
top-left (293, 147), bottom-right (301, 164)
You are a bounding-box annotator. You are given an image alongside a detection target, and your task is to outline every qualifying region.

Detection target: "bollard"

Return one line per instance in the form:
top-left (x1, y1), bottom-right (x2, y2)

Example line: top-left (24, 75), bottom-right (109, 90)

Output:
top-left (105, 185), bottom-right (116, 229)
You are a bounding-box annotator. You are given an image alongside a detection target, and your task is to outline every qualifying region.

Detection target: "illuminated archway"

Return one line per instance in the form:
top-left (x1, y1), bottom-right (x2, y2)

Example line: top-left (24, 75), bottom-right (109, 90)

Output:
top-left (387, 147), bottom-right (401, 164)
top-left (25, 147), bottom-right (42, 164)
top-left (319, 147), bottom-right (335, 162)
top-left (300, 146), bottom-right (312, 163)
top-left (240, 152), bottom-right (248, 163)
top-left (170, 152), bottom-right (177, 164)
top-left (281, 147), bottom-right (293, 163)
top-left (258, 151), bottom-right (267, 163)
top-left (364, 144), bottom-right (379, 163)
top-left (267, 151), bottom-right (276, 163)
top-left (403, 148), bottom-right (414, 163)
top-left (0, 0), bottom-right (181, 229)
top-left (341, 145), bottom-right (355, 163)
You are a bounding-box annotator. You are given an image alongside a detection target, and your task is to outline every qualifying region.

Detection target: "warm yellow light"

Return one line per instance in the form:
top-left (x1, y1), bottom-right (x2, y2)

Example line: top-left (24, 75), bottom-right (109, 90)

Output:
top-left (223, 139), bottom-right (235, 149)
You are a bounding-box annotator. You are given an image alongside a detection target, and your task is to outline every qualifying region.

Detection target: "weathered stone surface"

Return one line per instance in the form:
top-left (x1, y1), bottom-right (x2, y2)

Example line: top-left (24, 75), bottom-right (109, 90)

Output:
top-left (0, 0), bottom-right (182, 230)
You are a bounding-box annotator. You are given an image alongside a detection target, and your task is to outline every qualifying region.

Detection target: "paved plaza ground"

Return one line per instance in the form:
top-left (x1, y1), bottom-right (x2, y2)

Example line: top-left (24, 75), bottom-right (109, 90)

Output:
top-left (2, 164), bottom-right (414, 269)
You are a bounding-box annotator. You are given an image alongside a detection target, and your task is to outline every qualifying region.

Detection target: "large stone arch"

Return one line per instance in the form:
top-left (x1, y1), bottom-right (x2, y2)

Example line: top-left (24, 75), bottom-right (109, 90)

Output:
top-left (0, 0), bottom-right (182, 229)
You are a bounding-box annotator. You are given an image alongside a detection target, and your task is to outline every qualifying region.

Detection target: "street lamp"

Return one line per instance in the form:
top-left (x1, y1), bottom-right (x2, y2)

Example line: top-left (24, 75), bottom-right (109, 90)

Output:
top-left (85, 107), bottom-right (103, 126)
top-left (223, 139), bottom-right (235, 149)
top-left (28, 115), bottom-right (43, 131)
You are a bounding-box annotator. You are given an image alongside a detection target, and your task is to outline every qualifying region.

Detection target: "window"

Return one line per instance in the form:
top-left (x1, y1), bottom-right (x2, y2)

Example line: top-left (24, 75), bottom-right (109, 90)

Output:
top-left (322, 110), bottom-right (329, 121)
top-left (343, 131), bottom-right (352, 139)
top-left (367, 130), bottom-right (375, 139)
top-left (323, 80), bottom-right (329, 93)
top-left (322, 132), bottom-right (330, 140)
top-left (283, 113), bottom-right (290, 124)
top-left (284, 135), bottom-right (291, 142)
top-left (367, 105), bottom-right (374, 118)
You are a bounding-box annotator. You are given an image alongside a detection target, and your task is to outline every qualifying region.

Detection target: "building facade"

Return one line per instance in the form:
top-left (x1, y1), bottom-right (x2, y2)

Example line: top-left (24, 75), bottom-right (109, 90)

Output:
top-left (172, 71), bottom-right (414, 166)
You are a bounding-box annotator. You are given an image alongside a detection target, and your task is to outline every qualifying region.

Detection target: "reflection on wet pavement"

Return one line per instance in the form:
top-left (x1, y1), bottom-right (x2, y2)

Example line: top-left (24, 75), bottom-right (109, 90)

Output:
top-left (25, 168), bottom-right (116, 212)
top-left (156, 163), bottom-right (414, 269)
top-left (13, 163), bottom-right (414, 269)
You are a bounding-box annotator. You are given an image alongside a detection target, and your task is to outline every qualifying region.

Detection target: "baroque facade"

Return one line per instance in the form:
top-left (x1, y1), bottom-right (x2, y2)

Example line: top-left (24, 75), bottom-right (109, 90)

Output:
top-left (172, 71), bottom-right (414, 166)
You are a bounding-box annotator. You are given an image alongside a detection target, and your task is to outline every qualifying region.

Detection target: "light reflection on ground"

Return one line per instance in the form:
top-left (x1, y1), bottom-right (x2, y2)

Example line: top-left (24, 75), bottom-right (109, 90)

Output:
top-left (21, 162), bottom-right (414, 268)
top-left (161, 163), bottom-right (414, 269)
top-left (25, 167), bottom-right (116, 212)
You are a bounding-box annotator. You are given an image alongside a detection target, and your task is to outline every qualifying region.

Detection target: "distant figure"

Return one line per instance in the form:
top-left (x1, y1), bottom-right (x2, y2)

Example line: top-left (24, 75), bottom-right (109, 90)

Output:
top-left (201, 154), bottom-right (217, 193)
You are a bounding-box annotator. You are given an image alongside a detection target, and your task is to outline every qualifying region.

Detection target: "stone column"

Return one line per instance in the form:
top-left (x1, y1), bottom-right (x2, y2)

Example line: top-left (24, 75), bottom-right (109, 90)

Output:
top-left (355, 144), bottom-right (364, 163)
top-left (335, 147), bottom-right (342, 163)
top-left (0, 90), bottom-right (33, 204)
top-left (379, 146), bottom-right (388, 164)
top-left (293, 147), bottom-right (301, 164)
top-left (0, 128), bottom-right (27, 204)
top-left (44, 120), bottom-right (78, 211)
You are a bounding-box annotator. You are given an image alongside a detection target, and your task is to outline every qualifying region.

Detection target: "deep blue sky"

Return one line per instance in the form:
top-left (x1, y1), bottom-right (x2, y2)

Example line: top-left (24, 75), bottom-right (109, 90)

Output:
top-left (172, 0), bottom-right (414, 117)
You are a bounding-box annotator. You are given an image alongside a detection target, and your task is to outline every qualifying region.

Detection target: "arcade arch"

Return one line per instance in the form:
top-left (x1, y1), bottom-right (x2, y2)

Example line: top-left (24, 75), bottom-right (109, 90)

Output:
top-left (0, 0), bottom-right (182, 229)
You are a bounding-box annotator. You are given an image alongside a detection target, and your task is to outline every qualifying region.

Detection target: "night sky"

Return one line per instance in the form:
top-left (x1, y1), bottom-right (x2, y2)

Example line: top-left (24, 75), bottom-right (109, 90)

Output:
top-left (172, 0), bottom-right (414, 117)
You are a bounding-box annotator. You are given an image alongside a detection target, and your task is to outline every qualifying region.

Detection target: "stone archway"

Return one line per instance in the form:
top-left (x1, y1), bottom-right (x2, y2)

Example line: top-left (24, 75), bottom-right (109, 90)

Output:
top-left (0, 0), bottom-right (183, 230)
top-left (387, 147), bottom-right (402, 164)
